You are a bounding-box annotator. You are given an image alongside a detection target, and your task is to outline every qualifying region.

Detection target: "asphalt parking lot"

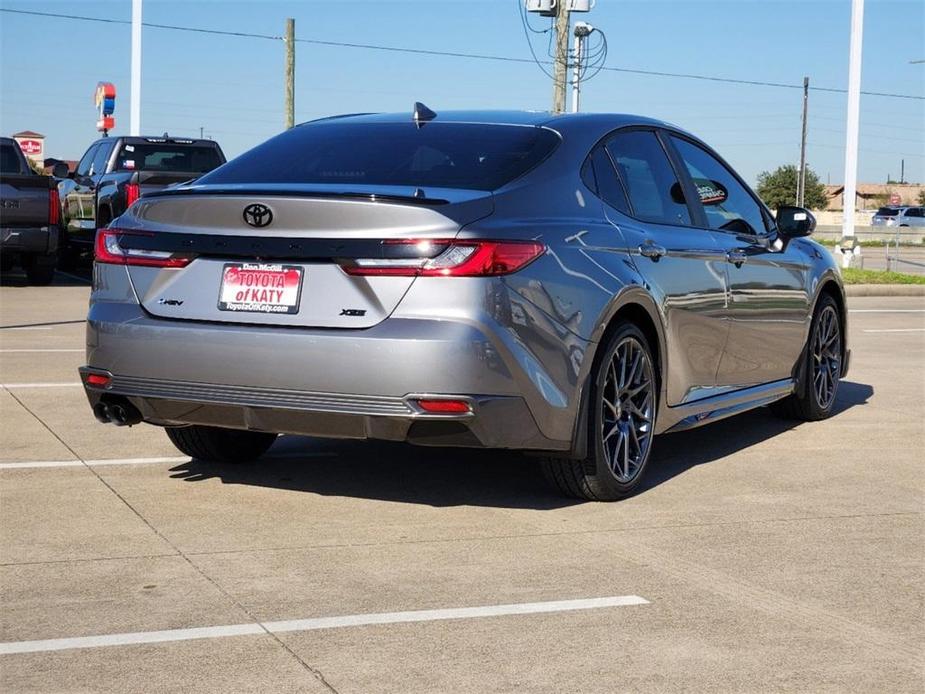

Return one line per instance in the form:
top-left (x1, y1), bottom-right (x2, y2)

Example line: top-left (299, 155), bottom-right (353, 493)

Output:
top-left (1, 269), bottom-right (922, 693)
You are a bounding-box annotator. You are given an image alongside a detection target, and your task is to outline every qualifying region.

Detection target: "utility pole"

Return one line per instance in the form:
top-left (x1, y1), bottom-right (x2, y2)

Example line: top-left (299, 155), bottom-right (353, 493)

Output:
top-left (199, 126), bottom-right (204, 139)
top-left (551, 2), bottom-right (570, 113)
top-left (285, 18), bottom-right (295, 129)
top-left (797, 76), bottom-right (809, 207)
top-left (842, 0), bottom-right (864, 240)
top-left (130, 0), bottom-right (142, 136)
top-left (900, 159), bottom-right (905, 184)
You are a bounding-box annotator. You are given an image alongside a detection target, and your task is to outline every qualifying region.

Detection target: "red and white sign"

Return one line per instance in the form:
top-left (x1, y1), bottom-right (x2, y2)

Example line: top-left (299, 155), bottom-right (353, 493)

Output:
top-left (16, 139), bottom-right (43, 156)
top-left (889, 192), bottom-right (902, 205)
top-left (218, 263), bottom-right (303, 314)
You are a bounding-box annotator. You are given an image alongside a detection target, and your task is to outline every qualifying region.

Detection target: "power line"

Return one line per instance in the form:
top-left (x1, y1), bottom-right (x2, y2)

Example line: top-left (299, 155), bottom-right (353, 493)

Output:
top-left (2, 7), bottom-right (924, 101)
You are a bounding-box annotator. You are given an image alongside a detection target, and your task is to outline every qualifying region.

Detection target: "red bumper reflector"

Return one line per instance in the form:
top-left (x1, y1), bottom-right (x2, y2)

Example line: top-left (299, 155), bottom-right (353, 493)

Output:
top-left (85, 373), bottom-right (111, 387)
top-left (415, 399), bottom-right (472, 414)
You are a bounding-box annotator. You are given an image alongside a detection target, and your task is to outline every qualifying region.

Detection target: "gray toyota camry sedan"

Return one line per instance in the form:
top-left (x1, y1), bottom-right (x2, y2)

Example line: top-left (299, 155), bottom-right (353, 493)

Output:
top-left (80, 107), bottom-right (849, 500)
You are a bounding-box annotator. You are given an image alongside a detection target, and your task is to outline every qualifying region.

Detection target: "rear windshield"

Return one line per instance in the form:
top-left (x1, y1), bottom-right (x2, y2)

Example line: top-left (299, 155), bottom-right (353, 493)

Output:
top-left (198, 122), bottom-right (561, 191)
top-left (876, 207), bottom-right (899, 216)
top-left (0, 143), bottom-right (27, 175)
top-left (115, 143), bottom-right (223, 174)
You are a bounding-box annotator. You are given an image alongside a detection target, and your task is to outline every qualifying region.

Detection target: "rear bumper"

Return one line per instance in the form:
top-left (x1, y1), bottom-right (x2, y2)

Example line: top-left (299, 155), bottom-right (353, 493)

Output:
top-left (1, 226), bottom-right (58, 254)
top-left (83, 300), bottom-right (584, 451)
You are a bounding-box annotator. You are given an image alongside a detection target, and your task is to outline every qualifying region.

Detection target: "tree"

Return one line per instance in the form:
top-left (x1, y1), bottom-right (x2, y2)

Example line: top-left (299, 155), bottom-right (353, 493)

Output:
top-left (918, 189), bottom-right (925, 205)
top-left (755, 164), bottom-right (828, 210)
top-left (26, 158), bottom-right (48, 176)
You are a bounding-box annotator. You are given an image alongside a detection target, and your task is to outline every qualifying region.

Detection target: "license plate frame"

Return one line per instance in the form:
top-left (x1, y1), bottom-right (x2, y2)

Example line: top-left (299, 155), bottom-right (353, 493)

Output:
top-left (217, 262), bottom-right (304, 315)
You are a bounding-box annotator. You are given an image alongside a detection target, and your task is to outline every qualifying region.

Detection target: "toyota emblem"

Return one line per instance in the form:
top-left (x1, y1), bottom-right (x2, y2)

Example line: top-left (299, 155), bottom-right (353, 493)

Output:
top-left (243, 203), bottom-right (273, 228)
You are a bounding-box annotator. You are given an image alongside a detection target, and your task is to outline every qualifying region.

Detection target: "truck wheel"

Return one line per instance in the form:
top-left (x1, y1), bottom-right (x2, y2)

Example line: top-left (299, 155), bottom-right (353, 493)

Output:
top-left (24, 254), bottom-right (57, 286)
top-left (57, 235), bottom-right (78, 271)
top-left (165, 425), bottom-right (277, 463)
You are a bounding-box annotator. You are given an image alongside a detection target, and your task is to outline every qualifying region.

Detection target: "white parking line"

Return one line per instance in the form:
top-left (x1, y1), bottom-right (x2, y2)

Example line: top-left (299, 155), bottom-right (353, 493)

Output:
top-left (0, 456), bottom-right (190, 470)
top-left (0, 349), bottom-right (84, 353)
top-left (0, 595), bottom-right (649, 655)
top-left (849, 309), bottom-right (925, 313)
top-left (0, 382), bottom-right (82, 389)
top-left (0, 453), bottom-right (335, 470)
top-left (863, 328), bottom-right (925, 333)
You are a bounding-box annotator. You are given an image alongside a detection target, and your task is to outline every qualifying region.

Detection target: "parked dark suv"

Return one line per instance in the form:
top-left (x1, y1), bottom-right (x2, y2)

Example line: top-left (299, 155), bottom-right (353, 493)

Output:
top-left (55, 135), bottom-right (225, 263)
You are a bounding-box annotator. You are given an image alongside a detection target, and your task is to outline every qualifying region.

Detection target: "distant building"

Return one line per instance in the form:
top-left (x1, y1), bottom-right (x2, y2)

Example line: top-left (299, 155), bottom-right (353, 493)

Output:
top-left (11, 130), bottom-right (45, 167)
top-left (824, 183), bottom-right (925, 211)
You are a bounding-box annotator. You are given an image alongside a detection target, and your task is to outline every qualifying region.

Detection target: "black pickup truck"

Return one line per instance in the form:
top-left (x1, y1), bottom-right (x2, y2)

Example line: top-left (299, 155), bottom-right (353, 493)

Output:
top-left (55, 135), bottom-right (226, 262)
top-left (0, 137), bottom-right (60, 285)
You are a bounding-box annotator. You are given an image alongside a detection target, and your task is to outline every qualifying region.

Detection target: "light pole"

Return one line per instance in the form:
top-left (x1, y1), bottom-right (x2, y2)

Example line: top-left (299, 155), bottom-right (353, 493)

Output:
top-left (130, 0), bottom-right (142, 136)
top-left (841, 0), bottom-right (864, 241)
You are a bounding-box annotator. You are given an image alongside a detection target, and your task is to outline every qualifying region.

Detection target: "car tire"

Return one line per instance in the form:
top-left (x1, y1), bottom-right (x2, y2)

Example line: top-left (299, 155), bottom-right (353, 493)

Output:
top-left (771, 294), bottom-right (842, 421)
top-left (24, 254), bottom-right (57, 286)
top-left (165, 425), bottom-right (277, 463)
top-left (542, 321), bottom-right (658, 501)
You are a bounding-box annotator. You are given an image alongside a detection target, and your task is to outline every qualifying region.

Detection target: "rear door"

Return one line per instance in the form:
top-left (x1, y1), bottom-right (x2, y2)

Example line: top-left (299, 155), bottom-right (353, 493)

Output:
top-left (596, 128), bottom-right (729, 406)
top-left (665, 133), bottom-right (811, 389)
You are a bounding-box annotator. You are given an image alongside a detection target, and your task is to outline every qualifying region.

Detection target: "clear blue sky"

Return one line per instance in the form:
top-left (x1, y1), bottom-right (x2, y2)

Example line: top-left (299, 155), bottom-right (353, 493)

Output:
top-left (1, 0), bottom-right (923, 186)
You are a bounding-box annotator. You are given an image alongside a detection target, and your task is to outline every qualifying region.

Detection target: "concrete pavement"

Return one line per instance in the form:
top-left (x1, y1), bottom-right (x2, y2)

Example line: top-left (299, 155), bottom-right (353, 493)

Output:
top-left (1, 270), bottom-right (922, 692)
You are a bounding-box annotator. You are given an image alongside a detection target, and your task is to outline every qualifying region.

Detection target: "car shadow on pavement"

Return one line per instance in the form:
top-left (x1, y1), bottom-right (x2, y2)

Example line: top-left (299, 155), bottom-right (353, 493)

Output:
top-left (168, 380), bottom-right (873, 509)
top-left (638, 380), bottom-right (874, 493)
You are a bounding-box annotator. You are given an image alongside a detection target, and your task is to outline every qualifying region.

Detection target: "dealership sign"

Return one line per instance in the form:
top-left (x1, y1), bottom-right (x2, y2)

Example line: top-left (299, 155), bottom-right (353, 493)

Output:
top-left (17, 139), bottom-right (43, 156)
top-left (95, 82), bottom-right (116, 133)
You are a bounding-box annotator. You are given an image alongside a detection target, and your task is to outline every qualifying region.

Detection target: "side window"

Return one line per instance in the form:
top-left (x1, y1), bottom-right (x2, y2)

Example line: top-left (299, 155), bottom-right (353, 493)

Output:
top-left (76, 144), bottom-right (99, 177)
top-left (669, 135), bottom-right (768, 235)
top-left (588, 145), bottom-right (631, 215)
top-left (605, 130), bottom-right (691, 226)
top-left (90, 141), bottom-right (114, 176)
top-left (580, 156), bottom-right (597, 194)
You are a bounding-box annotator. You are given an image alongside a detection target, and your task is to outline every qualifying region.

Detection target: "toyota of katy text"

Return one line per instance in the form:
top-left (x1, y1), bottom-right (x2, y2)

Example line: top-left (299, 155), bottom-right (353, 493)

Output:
top-left (79, 107), bottom-right (849, 501)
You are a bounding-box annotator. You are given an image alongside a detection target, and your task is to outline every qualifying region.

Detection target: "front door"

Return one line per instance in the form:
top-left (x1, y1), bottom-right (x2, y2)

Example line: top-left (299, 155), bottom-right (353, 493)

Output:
top-left (64, 143), bottom-right (98, 238)
top-left (666, 134), bottom-right (811, 389)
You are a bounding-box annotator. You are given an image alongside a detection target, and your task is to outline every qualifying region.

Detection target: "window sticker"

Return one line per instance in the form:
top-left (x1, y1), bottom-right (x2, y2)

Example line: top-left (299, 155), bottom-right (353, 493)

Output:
top-left (693, 179), bottom-right (728, 205)
top-left (124, 145), bottom-right (135, 152)
top-left (124, 160), bottom-right (135, 169)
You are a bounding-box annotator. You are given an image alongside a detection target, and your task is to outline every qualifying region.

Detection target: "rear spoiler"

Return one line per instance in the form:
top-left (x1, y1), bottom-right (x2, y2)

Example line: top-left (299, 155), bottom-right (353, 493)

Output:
top-left (140, 186), bottom-right (450, 206)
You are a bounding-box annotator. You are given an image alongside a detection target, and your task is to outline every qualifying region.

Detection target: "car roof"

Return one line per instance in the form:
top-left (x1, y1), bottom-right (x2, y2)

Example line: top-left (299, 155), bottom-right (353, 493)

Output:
top-left (302, 109), bottom-right (681, 135)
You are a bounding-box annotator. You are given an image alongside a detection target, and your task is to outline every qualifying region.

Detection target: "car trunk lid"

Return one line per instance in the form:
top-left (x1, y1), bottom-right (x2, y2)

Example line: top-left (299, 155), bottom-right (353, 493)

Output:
top-left (117, 186), bottom-right (493, 329)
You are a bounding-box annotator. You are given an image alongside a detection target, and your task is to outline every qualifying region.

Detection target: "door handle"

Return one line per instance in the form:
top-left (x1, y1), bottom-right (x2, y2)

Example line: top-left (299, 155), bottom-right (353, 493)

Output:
top-left (638, 243), bottom-right (667, 260)
top-left (726, 249), bottom-right (748, 267)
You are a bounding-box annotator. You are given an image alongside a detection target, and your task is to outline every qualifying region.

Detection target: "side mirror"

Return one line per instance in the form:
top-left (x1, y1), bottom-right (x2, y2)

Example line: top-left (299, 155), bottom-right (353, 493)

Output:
top-left (52, 162), bottom-right (71, 179)
top-left (776, 206), bottom-right (816, 238)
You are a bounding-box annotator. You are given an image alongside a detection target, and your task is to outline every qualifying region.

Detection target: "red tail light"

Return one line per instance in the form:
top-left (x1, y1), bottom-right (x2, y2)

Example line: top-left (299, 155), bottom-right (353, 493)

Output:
top-left (342, 239), bottom-right (545, 277)
top-left (95, 228), bottom-right (192, 268)
top-left (124, 183), bottom-right (141, 208)
top-left (84, 373), bottom-right (111, 387)
top-left (414, 398), bottom-right (472, 414)
top-left (48, 188), bottom-right (60, 226)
